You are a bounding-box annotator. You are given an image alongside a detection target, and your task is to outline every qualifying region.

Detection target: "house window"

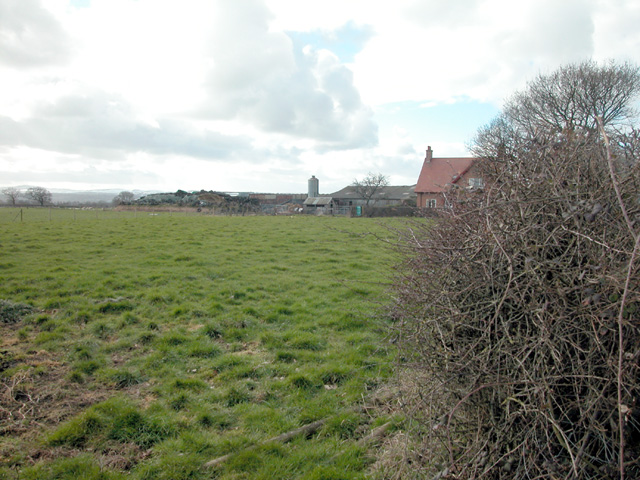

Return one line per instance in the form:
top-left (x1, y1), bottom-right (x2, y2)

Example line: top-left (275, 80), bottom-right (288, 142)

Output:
top-left (468, 178), bottom-right (484, 189)
top-left (426, 199), bottom-right (437, 208)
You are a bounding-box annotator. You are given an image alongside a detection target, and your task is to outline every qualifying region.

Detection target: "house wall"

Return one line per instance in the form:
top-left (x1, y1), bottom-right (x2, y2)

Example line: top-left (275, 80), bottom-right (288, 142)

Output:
top-left (417, 192), bottom-right (442, 208)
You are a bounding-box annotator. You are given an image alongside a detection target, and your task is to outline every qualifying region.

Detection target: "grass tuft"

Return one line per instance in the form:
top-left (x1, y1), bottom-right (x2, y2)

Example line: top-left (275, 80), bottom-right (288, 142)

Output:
top-left (20, 454), bottom-right (125, 480)
top-left (48, 397), bottom-right (175, 449)
top-left (0, 299), bottom-right (35, 323)
top-left (96, 298), bottom-right (134, 313)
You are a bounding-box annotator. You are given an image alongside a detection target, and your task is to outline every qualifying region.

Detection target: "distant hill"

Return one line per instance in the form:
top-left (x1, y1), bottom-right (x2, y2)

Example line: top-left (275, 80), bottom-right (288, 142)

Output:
top-left (0, 186), bottom-right (160, 206)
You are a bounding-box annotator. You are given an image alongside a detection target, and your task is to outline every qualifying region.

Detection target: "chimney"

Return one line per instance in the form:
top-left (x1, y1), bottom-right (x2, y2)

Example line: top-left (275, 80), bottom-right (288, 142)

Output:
top-left (425, 146), bottom-right (433, 163)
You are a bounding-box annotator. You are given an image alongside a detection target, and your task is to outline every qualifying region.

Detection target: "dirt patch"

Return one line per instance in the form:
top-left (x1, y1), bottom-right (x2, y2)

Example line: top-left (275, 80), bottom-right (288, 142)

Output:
top-left (230, 341), bottom-right (262, 356)
top-left (1, 349), bottom-right (110, 439)
top-left (0, 325), bottom-right (113, 469)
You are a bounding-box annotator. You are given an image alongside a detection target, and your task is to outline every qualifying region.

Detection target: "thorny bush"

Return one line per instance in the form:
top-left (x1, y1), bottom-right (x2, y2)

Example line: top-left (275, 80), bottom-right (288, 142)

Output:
top-left (390, 63), bottom-right (640, 480)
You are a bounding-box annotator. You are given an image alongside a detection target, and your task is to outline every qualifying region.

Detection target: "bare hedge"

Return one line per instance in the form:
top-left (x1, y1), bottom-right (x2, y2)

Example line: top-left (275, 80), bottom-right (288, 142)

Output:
top-left (389, 62), bottom-right (640, 479)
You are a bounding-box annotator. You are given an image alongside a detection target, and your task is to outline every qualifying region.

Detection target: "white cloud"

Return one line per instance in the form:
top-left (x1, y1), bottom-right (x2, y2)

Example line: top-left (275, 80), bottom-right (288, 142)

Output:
top-left (0, 0), bottom-right (71, 67)
top-left (593, 0), bottom-right (640, 61)
top-left (351, 0), bottom-right (605, 107)
top-left (1, 0), bottom-right (639, 192)
top-left (200, 1), bottom-right (377, 149)
top-left (0, 88), bottom-right (257, 160)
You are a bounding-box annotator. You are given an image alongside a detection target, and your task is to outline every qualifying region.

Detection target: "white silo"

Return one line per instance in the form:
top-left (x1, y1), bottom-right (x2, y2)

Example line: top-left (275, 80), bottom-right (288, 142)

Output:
top-left (308, 175), bottom-right (319, 198)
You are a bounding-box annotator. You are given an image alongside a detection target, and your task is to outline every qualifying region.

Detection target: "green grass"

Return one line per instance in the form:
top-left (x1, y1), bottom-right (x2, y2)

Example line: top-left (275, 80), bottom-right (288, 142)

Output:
top-left (0, 209), bottom-right (401, 479)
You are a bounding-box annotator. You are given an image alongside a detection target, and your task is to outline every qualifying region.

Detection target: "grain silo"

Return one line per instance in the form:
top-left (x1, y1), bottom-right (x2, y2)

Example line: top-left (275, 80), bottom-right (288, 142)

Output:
top-left (308, 175), bottom-right (319, 198)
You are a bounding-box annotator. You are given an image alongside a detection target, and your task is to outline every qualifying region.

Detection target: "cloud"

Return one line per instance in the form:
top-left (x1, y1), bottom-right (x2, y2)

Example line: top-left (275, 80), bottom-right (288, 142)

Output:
top-left (0, 90), bottom-right (256, 160)
top-left (352, 0), bottom-right (603, 107)
top-left (499, 0), bottom-right (594, 69)
top-left (1, 0), bottom-right (639, 193)
top-left (200, 0), bottom-right (378, 150)
top-left (404, 0), bottom-right (480, 27)
top-left (287, 21), bottom-right (375, 62)
top-left (0, 161), bottom-right (165, 187)
top-left (0, 0), bottom-right (71, 67)
top-left (593, 0), bottom-right (640, 61)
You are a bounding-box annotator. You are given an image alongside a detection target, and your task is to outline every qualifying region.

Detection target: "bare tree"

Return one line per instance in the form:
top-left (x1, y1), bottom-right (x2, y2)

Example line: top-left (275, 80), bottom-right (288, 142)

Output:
top-left (352, 172), bottom-right (389, 205)
top-left (472, 61), bottom-right (640, 162)
top-left (25, 187), bottom-right (52, 206)
top-left (112, 191), bottom-right (135, 205)
top-left (2, 187), bottom-right (21, 206)
top-left (390, 61), bottom-right (640, 480)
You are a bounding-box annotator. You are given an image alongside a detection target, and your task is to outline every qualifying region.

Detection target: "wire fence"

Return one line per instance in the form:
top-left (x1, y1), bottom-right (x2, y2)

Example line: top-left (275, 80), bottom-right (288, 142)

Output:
top-left (0, 205), bottom-right (422, 224)
top-left (0, 207), bottom-right (219, 224)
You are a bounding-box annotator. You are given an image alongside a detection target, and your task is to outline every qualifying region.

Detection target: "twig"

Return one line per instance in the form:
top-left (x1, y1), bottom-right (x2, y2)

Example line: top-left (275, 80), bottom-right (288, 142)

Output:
top-left (204, 418), bottom-right (327, 468)
top-left (356, 421), bottom-right (393, 447)
top-left (599, 119), bottom-right (639, 480)
top-left (598, 117), bottom-right (638, 238)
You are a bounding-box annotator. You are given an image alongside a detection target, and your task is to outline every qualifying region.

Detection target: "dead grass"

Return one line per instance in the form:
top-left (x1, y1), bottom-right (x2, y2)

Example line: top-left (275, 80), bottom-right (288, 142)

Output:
top-left (0, 322), bottom-right (131, 469)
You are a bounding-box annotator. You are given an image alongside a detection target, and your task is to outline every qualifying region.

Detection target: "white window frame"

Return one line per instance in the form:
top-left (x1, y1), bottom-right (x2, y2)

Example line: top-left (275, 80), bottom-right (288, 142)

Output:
top-left (426, 198), bottom-right (437, 208)
top-left (468, 177), bottom-right (484, 189)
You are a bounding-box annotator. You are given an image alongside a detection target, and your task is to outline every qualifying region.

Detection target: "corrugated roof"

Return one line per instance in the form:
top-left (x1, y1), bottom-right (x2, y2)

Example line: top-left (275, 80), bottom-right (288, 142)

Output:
top-left (415, 157), bottom-right (476, 193)
top-left (330, 185), bottom-right (417, 200)
top-left (303, 196), bottom-right (333, 206)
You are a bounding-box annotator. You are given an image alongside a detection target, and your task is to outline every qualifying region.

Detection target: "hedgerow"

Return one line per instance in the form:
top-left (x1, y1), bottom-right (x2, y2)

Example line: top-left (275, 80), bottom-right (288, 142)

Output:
top-left (390, 61), bottom-right (640, 479)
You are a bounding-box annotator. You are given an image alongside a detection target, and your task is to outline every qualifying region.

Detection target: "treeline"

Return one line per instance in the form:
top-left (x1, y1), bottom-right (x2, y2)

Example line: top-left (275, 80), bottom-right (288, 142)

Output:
top-left (131, 190), bottom-right (260, 214)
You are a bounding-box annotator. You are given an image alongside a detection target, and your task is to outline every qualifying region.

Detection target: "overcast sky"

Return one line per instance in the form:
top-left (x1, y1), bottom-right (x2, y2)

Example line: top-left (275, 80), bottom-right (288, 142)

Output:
top-left (1, 0), bottom-right (639, 194)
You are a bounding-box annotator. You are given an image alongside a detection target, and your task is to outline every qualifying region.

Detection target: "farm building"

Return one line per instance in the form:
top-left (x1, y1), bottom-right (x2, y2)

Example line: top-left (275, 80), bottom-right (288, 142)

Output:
top-left (249, 193), bottom-right (306, 214)
top-left (303, 196), bottom-right (335, 214)
top-left (304, 175), bottom-right (416, 215)
top-left (330, 185), bottom-right (416, 207)
top-left (414, 146), bottom-right (483, 208)
top-left (303, 176), bottom-right (336, 214)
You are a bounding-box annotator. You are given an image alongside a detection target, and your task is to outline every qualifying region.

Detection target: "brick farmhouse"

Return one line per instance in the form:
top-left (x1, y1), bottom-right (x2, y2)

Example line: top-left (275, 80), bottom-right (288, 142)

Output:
top-left (414, 146), bottom-right (483, 208)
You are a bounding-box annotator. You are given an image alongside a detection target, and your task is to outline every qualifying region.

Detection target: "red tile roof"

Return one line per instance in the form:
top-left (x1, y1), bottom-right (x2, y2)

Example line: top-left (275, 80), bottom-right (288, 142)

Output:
top-left (415, 154), bottom-right (476, 193)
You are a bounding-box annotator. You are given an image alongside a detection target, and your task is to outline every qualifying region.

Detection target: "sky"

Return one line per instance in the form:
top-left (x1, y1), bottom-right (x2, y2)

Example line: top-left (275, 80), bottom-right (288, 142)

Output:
top-left (1, 0), bottom-right (639, 194)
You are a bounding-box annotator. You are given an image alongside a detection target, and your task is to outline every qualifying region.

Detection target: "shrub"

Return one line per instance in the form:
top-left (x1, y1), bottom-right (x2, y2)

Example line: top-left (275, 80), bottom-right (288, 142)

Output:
top-left (391, 61), bottom-right (640, 479)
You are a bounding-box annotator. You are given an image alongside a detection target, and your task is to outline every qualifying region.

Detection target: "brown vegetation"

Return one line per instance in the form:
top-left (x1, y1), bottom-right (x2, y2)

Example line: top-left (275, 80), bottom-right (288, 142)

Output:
top-left (389, 61), bottom-right (640, 479)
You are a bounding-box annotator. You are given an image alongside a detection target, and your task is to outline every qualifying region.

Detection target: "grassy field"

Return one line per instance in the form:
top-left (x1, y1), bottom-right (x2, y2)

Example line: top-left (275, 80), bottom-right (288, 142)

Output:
top-left (0, 209), bottom-right (402, 479)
